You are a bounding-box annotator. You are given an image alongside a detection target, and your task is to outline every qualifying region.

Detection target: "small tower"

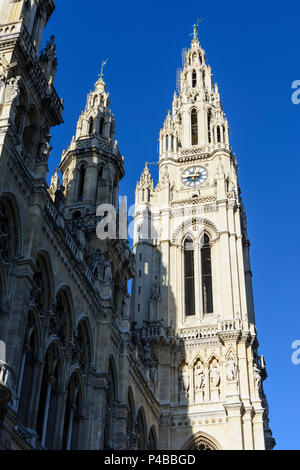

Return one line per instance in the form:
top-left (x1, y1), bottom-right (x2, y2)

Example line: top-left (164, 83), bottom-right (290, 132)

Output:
top-left (59, 70), bottom-right (123, 220)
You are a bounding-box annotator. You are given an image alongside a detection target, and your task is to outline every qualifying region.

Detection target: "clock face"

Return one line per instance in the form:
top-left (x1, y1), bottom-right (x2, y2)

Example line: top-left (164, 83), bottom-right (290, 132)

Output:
top-left (181, 166), bottom-right (208, 187)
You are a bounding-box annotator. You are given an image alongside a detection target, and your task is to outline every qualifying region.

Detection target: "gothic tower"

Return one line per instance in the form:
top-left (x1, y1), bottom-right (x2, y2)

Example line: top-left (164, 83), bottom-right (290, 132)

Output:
top-left (131, 27), bottom-right (275, 450)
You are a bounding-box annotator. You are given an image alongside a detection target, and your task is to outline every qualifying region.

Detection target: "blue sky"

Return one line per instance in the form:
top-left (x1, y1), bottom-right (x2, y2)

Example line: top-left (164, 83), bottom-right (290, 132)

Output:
top-left (44, 0), bottom-right (300, 450)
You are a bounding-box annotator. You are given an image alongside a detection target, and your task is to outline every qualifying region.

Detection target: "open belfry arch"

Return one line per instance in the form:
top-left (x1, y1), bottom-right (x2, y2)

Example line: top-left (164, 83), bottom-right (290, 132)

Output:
top-left (0, 2), bottom-right (274, 450)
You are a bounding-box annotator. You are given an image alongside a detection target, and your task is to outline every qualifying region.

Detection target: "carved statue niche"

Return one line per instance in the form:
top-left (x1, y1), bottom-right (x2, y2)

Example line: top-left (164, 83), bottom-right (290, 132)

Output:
top-left (178, 362), bottom-right (190, 404)
top-left (103, 259), bottom-right (113, 286)
top-left (253, 362), bottom-right (262, 389)
top-left (194, 358), bottom-right (205, 403)
top-left (225, 352), bottom-right (238, 382)
top-left (209, 358), bottom-right (220, 401)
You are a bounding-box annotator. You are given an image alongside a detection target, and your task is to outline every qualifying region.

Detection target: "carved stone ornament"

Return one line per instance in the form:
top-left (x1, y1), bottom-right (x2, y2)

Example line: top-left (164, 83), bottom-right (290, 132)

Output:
top-left (209, 359), bottom-right (220, 388)
top-left (225, 352), bottom-right (238, 382)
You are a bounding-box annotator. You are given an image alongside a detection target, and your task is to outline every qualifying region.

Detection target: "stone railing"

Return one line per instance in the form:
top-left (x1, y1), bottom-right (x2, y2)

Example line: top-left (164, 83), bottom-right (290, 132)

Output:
top-left (176, 326), bottom-right (218, 340)
top-left (0, 361), bottom-right (15, 406)
top-left (44, 201), bottom-right (95, 287)
top-left (141, 324), bottom-right (174, 340)
top-left (218, 319), bottom-right (241, 332)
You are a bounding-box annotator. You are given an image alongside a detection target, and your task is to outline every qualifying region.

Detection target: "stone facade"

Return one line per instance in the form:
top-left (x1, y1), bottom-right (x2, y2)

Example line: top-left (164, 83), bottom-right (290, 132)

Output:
top-left (0, 2), bottom-right (274, 451)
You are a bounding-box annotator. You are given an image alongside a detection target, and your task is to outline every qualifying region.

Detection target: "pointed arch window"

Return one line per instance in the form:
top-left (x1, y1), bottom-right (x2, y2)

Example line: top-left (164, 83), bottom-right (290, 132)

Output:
top-left (184, 237), bottom-right (195, 316)
top-left (100, 118), bottom-right (105, 136)
top-left (217, 126), bottom-right (221, 143)
top-left (191, 108), bottom-right (198, 146)
top-left (192, 70), bottom-right (197, 88)
top-left (88, 117), bottom-right (94, 135)
top-left (201, 234), bottom-right (213, 314)
top-left (77, 164), bottom-right (86, 202)
top-left (208, 110), bottom-right (212, 144)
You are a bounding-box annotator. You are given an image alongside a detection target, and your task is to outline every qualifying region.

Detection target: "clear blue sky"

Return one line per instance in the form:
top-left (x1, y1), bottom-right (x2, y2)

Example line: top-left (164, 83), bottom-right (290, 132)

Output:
top-left (44, 0), bottom-right (300, 450)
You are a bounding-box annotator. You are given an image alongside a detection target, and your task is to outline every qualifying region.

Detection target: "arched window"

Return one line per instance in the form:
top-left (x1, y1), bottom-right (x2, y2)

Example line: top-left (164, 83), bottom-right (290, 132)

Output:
top-left (199, 53), bottom-right (203, 65)
top-left (202, 70), bottom-right (206, 87)
top-left (191, 108), bottom-right (198, 146)
top-left (201, 234), bottom-right (213, 314)
top-left (17, 311), bottom-right (39, 426)
top-left (217, 126), bottom-right (221, 143)
top-left (184, 237), bottom-right (195, 316)
top-left (36, 343), bottom-right (63, 449)
top-left (62, 373), bottom-right (84, 450)
top-left (148, 426), bottom-right (158, 450)
top-left (77, 164), bottom-right (86, 202)
top-left (88, 117), bottom-right (93, 135)
top-left (100, 118), bottom-right (105, 136)
top-left (22, 107), bottom-right (37, 155)
top-left (192, 70), bottom-right (197, 88)
top-left (165, 135), bottom-right (169, 152)
top-left (136, 408), bottom-right (147, 450)
top-left (126, 389), bottom-right (135, 449)
top-left (207, 110), bottom-right (212, 144)
top-left (14, 88), bottom-right (26, 133)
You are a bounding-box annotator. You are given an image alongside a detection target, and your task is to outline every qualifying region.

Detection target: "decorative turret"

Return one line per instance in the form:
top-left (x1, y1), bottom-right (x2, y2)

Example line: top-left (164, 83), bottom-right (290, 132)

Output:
top-left (58, 63), bottom-right (124, 221)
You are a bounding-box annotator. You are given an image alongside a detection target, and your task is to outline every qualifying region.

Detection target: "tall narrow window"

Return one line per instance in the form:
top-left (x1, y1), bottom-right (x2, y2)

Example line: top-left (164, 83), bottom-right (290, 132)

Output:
top-left (201, 234), bottom-right (213, 314)
top-left (88, 117), bottom-right (93, 134)
top-left (192, 70), bottom-right (197, 88)
top-left (191, 108), bottom-right (198, 146)
top-left (208, 110), bottom-right (212, 144)
top-left (184, 237), bottom-right (195, 316)
top-left (202, 70), bottom-right (206, 87)
top-left (77, 165), bottom-right (86, 201)
top-left (100, 118), bottom-right (105, 136)
top-left (217, 126), bottom-right (221, 143)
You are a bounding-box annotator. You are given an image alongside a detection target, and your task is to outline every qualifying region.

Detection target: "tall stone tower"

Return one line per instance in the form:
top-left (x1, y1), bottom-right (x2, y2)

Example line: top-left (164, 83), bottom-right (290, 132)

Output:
top-left (131, 27), bottom-right (275, 450)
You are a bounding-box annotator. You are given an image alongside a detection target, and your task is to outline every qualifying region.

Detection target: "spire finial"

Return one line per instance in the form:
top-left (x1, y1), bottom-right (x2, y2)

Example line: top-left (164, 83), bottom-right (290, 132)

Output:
top-left (99, 58), bottom-right (108, 80)
top-left (191, 19), bottom-right (203, 40)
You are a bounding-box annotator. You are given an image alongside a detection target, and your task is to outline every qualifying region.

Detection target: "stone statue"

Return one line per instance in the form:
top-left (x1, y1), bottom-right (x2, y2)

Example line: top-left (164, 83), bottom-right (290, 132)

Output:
top-left (253, 363), bottom-right (261, 389)
top-left (7, 76), bottom-right (21, 103)
top-left (38, 135), bottom-right (52, 162)
top-left (91, 249), bottom-right (102, 279)
top-left (209, 359), bottom-right (220, 388)
top-left (225, 353), bottom-right (238, 382)
top-left (143, 342), bottom-right (152, 368)
top-left (150, 364), bottom-right (158, 386)
top-left (150, 283), bottom-right (160, 303)
top-left (178, 365), bottom-right (190, 393)
top-left (54, 185), bottom-right (65, 212)
top-left (103, 259), bottom-right (113, 286)
top-left (102, 165), bottom-right (112, 186)
top-left (194, 363), bottom-right (205, 390)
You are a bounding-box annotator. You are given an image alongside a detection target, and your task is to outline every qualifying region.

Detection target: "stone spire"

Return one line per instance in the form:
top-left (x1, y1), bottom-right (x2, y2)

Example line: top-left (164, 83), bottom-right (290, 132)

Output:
top-left (59, 70), bottom-right (124, 220)
top-left (159, 33), bottom-right (230, 159)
